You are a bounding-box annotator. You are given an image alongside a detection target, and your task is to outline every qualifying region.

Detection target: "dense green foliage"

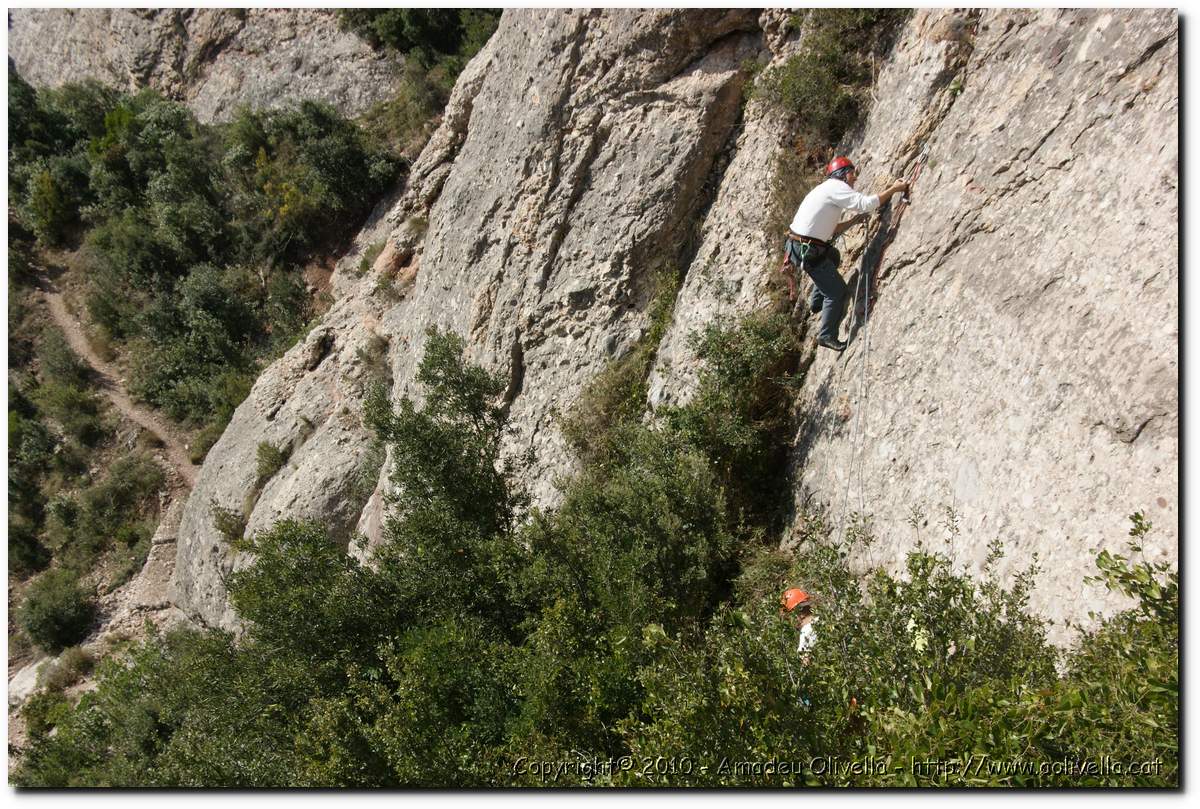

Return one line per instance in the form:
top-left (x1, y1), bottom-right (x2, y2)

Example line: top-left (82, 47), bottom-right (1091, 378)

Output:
top-left (752, 9), bottom-right (910, 147)
top-left (338, 9), bottom-right (499, 71)
top-left (8, 71), bottom-right (400, 432)
top-left (222, 103), bottom-right (401, 267)
top-left (43, 453), bottom-right (164, 575)
top-left (12, 323), bottom-right (1178, 787)
top-left (17, 569), bottom-right (97, 653)
top-left (342, 9), bottom-right (500, 158)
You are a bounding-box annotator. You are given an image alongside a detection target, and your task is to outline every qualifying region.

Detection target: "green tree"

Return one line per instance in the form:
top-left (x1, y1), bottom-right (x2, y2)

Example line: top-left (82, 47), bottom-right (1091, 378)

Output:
top-left (18, 569), bottom-right (96, 652)
top-left (11, 320), bottom-right (1178, 788)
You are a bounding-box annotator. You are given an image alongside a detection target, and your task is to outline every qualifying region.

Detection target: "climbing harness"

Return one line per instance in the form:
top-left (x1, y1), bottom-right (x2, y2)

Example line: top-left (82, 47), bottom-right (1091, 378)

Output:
top-left (783, 237), bottom-right (813, 318)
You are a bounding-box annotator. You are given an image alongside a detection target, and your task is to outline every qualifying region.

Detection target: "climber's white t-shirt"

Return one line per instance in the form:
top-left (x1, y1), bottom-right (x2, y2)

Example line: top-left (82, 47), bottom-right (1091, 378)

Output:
top-left (797, 616), bottom-right (819, 653)
top-left (788, 178), bottom-right (880, 242)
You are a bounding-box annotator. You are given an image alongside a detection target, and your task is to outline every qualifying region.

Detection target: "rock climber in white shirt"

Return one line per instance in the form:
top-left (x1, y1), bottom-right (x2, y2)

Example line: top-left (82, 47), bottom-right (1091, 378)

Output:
top-left (781, 156), bottom-right (909, 352)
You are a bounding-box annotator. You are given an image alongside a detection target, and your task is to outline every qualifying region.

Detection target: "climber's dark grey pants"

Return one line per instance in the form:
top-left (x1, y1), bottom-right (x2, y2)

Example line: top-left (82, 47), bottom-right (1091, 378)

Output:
top-left (786, 239), bottom-right (846, 341)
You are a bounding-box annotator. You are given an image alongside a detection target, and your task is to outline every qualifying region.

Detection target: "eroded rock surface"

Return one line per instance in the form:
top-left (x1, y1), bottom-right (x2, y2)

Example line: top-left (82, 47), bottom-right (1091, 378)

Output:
top-left (172, 9), bottom-right (763, 628)
top-left (8, 8), bottom-right (403, 122)
top-left (654, 8), bottom-right (1177, 642)
top-left (156, 8), bottom-right (1174, 638)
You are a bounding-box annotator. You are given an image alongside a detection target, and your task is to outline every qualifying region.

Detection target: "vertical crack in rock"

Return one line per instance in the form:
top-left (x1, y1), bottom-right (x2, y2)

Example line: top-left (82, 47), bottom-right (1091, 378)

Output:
top-left (499, 335), bottom-right (526, 419)
top-left (535, 119), bottom-right (612, 295)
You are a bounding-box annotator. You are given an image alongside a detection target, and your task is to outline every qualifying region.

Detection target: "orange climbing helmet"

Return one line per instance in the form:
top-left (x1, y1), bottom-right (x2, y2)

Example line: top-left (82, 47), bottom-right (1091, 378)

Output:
top-left (825, 156), bottom-right (855, 178)
top-left (781, 588), bottom-right (812, 612)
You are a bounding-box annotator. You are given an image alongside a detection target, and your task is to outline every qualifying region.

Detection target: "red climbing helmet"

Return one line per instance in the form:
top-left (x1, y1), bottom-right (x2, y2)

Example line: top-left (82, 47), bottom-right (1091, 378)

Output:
top-left (781, 588), bottom-right (812, 612)
top-left (825, 156), bottom-right (855, 177)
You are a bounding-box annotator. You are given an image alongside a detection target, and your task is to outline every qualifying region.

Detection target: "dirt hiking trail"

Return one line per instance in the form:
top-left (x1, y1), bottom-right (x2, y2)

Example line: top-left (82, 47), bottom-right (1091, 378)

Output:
top-left (38, 275), bottom-right (200, 487)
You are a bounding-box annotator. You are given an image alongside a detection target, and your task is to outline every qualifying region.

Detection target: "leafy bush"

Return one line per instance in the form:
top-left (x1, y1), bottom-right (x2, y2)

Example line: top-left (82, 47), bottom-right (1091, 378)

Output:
top-left (43, 454), bottom-right (164, 572)
top-left (9, 519), bottom-right (51, 577)
top-left (38, 645), bottom-right (96, 692)
top-left (21, 690), bottom-right (73, 740)
top-left (12, 322), bottom-right (1178, 788)
top-left (37, 329), bottom-right (91, 387)
top-left (15, 628), bottom-right (300, 787)
top-left (22, 161), bottom-right (86, 246)
top-left (9, 69), bottom-right (113, 246)
top-left (620, 515), bottom-right (1176, 787)
top-left (752, 9), bottom-right (910, 147)
top-left (359, 64), bottom-right (443, 160)
top-left (222, 102), bottom-right (400, 267)
top-left (255, 441), bottom-right (291, 486)
top-left (211, 503), bottom-right (248, 545)
top-left (8, 225), bottom-right (41, 287)
top-left (33, 380), bottom-right (107, 446)
top-left (339, 9), bottom-right (499, 69)
top-left (662, 311), bottom-right (803, 523)
top-left (189, 421), bottom-right (225, 464)
top-left (9, 314), bottom-right (99, 578)
top-left (18, 569), bottom-right (97, 653)
top-left (8, 402), bottom-right (56, 530)
top-left (761, 146), bottom-right (825, 240)
top-left (106, 523), bottom-right (154, 593)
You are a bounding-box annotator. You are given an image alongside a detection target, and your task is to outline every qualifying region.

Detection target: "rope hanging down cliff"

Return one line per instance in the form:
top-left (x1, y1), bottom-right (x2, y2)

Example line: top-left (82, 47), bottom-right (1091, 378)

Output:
top-left (836, 146), bottom-right (930, 549)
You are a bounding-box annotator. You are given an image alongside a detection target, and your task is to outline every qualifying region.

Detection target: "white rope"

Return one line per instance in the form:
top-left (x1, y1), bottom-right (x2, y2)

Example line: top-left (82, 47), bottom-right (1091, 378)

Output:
top-left (837, 268), bottom-right (866, 548)
top-left (858, 244), bottom-right (878, 569)
top-left (836, 146), bottom-right (928, 566)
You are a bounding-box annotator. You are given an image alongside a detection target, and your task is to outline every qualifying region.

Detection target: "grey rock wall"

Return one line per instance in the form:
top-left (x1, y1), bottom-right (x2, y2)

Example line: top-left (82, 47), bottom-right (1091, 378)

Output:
top-left (171, 9), bottom-right (763, 628)
top-left (168, 8), bottom-right (1176, 639)
top-left (654, 8), bottom-right (1177, 643)
top-left (8, 8), bottom-right (403, 122)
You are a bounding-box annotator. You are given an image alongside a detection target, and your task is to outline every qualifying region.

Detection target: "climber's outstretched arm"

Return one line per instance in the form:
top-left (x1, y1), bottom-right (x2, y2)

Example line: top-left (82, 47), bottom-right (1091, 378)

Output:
top-left (832, 213), bottom-right (871, 238)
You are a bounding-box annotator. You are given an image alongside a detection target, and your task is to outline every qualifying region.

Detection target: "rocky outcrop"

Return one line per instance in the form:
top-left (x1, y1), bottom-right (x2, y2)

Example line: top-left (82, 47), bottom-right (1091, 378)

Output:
top-left (166, 8), bottom-right (1175, 639)
top-left (171, 9), bottom-right (763, 628)
top-left (654, 8), bottom-right (1178, 642)
top-left (7, 8), bottom-right (403, 122)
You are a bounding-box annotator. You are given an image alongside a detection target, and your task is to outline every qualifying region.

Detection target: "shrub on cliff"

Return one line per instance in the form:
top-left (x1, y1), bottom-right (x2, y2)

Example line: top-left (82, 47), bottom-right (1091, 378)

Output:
top-left (42, 453), bottom-right (164, 573)
top-left (752, 9), bottom-right (910, 147)
top-left (338, 9), bottom-right (499, 72)
top-left (222, 101), bottom-right (400, 267)
top-left (18, 569), bottom-right (96, 653)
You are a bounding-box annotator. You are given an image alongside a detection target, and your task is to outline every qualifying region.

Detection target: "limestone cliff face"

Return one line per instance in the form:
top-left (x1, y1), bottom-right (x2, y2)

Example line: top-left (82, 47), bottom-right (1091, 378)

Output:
top-left (162, 9), bottom-right (1176, 637)
top-left (8, 8), bottom-right (403, 122)
top-left (171, 8), bottom-right (763, 628)
top-left (652, 8), bottom-right (1178, 642)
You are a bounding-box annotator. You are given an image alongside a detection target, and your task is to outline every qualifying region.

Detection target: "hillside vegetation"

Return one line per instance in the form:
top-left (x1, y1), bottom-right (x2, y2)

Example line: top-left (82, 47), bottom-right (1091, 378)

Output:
top-left (13, 322), bottom-right (1177, 786)
top-left (7, 65), bottom-right (400, 671)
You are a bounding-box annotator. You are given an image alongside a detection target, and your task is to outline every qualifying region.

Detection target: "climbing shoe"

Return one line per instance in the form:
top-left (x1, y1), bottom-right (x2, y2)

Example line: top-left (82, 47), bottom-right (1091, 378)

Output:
top-left (817, 336), bottom-right (847, 352)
